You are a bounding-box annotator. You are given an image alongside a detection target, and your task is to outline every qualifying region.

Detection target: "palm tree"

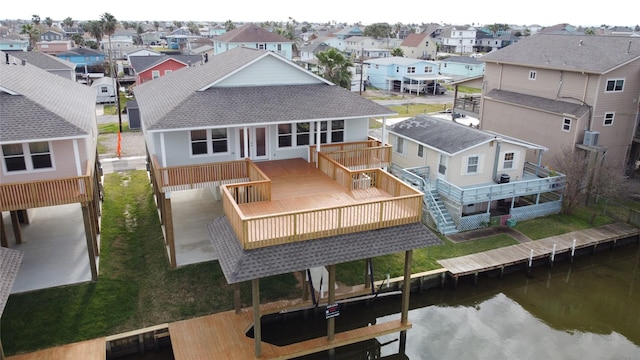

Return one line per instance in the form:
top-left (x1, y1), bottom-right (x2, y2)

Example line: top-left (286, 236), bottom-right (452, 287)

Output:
top-left (44, 17), bottom-right (53, 28)
top-left (32, 15), bottom-right (40, 25)
top-left (71, 33), bottom-right (84, 46)
top-left (84, 20), bottom-right (103, 44)
top-left (224, 20), bottom-right (235, 32)
top-left (316, 48), bottom-right (353, 90)
top-left (63, 17), bottom-right (74, 29)
top-left (20, 23), bottom-right (40, 49)
top-left (391, 48), bottom-right (404, 57)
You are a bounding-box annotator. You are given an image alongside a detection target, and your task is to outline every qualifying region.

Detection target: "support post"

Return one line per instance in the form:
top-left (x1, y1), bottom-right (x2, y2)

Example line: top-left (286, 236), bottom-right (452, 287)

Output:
top-left (327, 264), bottom-right (336, 342)
top-left (0, 212), bottom-right (7, 248)
top-left (550, 244), bottom-right (556, 267)
top-left (252, 279), bottom-right (261, 358)
top-left (81, 203), bottom-right (98, 281)
top-left (302, 270), bottom-right (309, 301)
top-left (571, 239), bottom-right (577, 262)
top-left (163, 192), bottom-right (176, 268)
top-left (527, 249), bottom-right (534, 276)
top-left (401, 250), bottom-right (412, 325)
top-left (234, 283), bottom-right (241, 314)
top-left (10, 211), bottom-right (21, 244)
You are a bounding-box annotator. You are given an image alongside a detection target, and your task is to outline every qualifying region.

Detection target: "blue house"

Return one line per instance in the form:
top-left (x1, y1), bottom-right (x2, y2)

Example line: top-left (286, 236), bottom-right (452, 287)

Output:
top-left (438, 56), bottom-right (485, 81)
top-left (213, 23), bottom-right (294, 60)
top-left (0, 37), bottom-right (29, 52)
top-left (57, 47), bottom-right (106, 67)
top-left (364, 57), bottom-right (450, 94)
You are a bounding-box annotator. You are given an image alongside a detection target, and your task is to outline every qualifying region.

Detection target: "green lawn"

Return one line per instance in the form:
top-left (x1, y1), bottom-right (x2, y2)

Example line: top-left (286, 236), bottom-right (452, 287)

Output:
top-left (1, 171), bottom-right (297, 355)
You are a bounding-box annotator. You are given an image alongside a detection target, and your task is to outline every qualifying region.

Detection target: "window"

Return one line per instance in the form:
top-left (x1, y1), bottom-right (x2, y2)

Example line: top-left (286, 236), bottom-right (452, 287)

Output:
top-left (425, 41), bottom-right (429, 46)
top-left (165, 70), bottom-right (172, 75)
top-left (296, 123), bottom-right (310, 145)
top-left (503, 152), bottom-right (514, 169)
top-left (101, 86), bottom-right (108, 93)
top-left (424, 66), bottom-right (432, 73)
top-left (605, 79), bottom-right (624, 92)
top-left (529, 71), bottom-right (537, 80)
top-left (562, 118), bottom-right (572, 132)
top-left (151, 70), bottom-right (160, 79)
top-left (2, 142), bottom-right (52, 172)
top-left (603, 112), bottom-right (614, 126)
top-left (277, 44), bottom-right (282, 51)
top-left (407, 66), bottom-right (415, 73)
top-left (438, 154), bottom-right (447, 175)
top-left (417, 144), bottom-right (424, 158)
top-left (190, 129), bottom-right (228, 155)
top-left (466, 156), bottom-right (479, 174)
top-left (278, 124), bottom-right (292, 147)
top-left (395, 136), bottom-right (405, 155)
top-left (330, 120), bottom-right (344, 143)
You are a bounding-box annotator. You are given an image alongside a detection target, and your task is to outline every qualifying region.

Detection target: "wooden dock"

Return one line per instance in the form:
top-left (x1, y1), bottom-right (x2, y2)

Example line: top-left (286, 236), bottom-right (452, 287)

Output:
top-left (7, 338), bottom-right (105, 360)
top-left (438, 222), bottom-right (640, 281)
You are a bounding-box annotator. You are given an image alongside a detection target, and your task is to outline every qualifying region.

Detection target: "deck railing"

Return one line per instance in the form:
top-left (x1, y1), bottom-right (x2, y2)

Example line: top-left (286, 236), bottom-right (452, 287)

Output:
top-left (309, 140), bottom-right (386, 164)
top-left (454, 96), bottom-right (481, 115)
top-left (0, 162), bottom-right (95, 211)
top-left (221, 153), bottom-right (423, 250)
top-left (150, 156), bottom-right (266, 192)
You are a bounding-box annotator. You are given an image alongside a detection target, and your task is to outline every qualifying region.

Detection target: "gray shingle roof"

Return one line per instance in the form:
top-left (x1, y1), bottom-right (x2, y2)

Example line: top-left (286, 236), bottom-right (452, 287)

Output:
top-left (0, 247), bottom-right (23, 316)
top-left (484, 89), bottom-right (591, 118)
top-left (0, 51), bottom-right (97, 142)
top-left (129, 54), bottom-right (203, 73)
top-left (480, 34), bottom-right (640, 74)
top-left (215, 23), bottom-right (292, 43)
top-left (389, 115), bottom-right (494, 155)
top-left (7, 51), bottom-right (74, 71)
top-left (135, 47), bottom-right (396, 131)
top-left (208, 217), bottom-right (443, 284)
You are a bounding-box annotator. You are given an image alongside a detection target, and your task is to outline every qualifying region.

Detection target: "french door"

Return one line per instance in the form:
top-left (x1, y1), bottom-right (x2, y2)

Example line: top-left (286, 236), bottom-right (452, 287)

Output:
top-left (238, 126), bottom-right (268, 160)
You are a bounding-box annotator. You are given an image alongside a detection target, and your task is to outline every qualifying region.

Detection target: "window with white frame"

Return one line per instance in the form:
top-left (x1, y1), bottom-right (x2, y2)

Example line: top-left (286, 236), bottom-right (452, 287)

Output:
top-left (417, 144), bottom-right (424, 158)
top-left (165, 70), bottom-right (172, 75)
top-left (2, 142), bottom-right (53, 172)
top-left (278, 124), bottom-right (292, 147)
top-left (562, 118), bottom-right (572, 132)
top-left (190, 129), bottom-right (228, 155)
top-left (605, 79), bottom-right (624, 92)
top-left (424, 66), bottom-right (433, 73)
top-left (503, 152), bottom-right (514, 169)
top-left (151, 70), bottom-right (160, 79)
top-left (438, 154), bottom-right (447, 175)
top-left (317, 120), bottom-right (344, 144)
top-left (101, 86), bottom-right (108, 93)
top-left (395, 136), bottom-right (405, 155)
top-left (278, 122), bottom-right (311, 147)
top-left (529, 71), bottom-right (536, 80)
top-left (466, 156), bottom-right (479, 174)
top-left (604, 112), bottom-right (615, 126)
top-left (407, 66), bottom-right (415, 73)
top-left (296, 123), bottom-right (310, 145)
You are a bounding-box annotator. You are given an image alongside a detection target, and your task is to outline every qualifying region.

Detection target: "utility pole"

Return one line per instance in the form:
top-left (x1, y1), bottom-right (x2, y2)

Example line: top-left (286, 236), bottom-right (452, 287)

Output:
top-left (359, 46), bottom-right (364, 95)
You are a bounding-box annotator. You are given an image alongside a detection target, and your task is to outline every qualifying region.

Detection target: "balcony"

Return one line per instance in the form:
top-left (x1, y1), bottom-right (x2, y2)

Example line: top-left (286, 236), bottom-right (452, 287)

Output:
top-left (309, 140), bottom-right (392, 170)
top-left (453, 96), bottom-right (481, 116)
top-left (0, 162), bottom-right (96, 212)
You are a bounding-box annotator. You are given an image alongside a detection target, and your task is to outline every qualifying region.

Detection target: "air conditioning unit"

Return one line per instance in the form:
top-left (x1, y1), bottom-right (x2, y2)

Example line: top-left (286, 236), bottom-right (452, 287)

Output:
top-left (583, 130), bottom-right (600, 146)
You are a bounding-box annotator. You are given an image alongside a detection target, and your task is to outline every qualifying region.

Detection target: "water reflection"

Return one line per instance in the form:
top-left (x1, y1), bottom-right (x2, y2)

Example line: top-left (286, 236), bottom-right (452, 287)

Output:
top-left (294, 244), bottom-right (640, 359)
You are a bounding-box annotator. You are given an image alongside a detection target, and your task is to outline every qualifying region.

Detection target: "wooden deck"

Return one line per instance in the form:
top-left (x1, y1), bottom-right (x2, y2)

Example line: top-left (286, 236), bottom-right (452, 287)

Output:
top-left (438, 222), bottom-right (640, 277)
top-left (168, 308), bottom-right (410, 360)
top-left (6, 338), bottom-right (105, 360)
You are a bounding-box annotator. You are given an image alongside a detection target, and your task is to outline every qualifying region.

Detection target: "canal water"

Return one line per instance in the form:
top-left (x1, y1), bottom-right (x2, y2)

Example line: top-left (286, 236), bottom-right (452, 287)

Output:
top-left (284, 242), bottom-right (640, 359)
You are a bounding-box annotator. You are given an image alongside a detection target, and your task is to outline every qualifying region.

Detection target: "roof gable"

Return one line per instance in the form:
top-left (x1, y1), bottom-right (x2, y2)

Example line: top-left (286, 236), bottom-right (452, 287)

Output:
top-left (401, 33), bottom-right (428, 47)
top-left (215, 23), bottom-right (292, 43)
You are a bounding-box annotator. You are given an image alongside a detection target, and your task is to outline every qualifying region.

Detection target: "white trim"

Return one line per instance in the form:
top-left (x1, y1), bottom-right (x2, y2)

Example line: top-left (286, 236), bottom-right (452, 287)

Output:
top-left (562, 118), bottom-right (572, 132)
top-left (603, 112), bottom-right (615, 126)
top-left (73, 139), bottom-right (82, 176)
top-left (1, 141), bottom-right (56, 175)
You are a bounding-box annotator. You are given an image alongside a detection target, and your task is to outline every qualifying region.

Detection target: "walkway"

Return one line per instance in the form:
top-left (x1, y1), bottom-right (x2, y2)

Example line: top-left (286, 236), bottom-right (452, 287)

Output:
top-left (438, 222), bottom-right (640, 280)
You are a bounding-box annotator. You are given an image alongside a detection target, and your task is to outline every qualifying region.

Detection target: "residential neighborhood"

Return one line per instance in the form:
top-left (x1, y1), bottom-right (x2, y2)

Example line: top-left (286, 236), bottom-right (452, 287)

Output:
top-left (1, 12), bottom-right (640, 360)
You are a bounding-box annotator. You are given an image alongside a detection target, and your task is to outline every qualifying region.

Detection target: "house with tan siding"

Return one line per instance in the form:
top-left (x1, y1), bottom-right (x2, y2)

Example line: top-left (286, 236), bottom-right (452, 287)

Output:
top-left (387, 115), bottom-right (563, 234)
top-left (479, 34), bottom-right (640, 174)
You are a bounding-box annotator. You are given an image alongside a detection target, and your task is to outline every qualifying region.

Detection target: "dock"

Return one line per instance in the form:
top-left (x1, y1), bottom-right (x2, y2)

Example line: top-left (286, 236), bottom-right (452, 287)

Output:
top-left (438, 222), bottom-right (640, 286)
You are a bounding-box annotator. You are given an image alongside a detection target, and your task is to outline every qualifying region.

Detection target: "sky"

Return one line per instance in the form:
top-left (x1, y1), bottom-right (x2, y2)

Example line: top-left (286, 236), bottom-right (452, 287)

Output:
top-left (1, 1), bottom-right (637, 28)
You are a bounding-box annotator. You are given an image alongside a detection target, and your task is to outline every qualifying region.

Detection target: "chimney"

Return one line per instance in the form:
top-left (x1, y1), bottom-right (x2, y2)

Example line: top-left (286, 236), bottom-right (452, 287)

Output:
top-left (21, 58), bottom-right (27, 66)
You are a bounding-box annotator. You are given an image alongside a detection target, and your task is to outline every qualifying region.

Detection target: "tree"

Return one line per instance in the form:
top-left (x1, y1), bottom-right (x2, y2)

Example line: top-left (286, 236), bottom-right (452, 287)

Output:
top-left (44, 17), bottom-right (53, 28)
top-left (585, 27), bottom-right (595, 35)
top-left (71, 33), bottom-right (84, 46)
top-left (174, 20), bottom-right (182, 29)
top-left (100, 12), bottom-right (117, 52)
top-left (224, 20), bottom-right (235, 31)
top-left (391, 48), bottom-right (404, 57)
top-left (551, 146), bottom-right (628, 215)
top-left (275, 19), bottom-right (302, 56)
top-left (63, 17), bottom-right (74, 28)
top-left (316, 48), bottom-right (353, 89)
top-left (85, 20), bottom-right (103, 44)
top-left (32, 15), bottom-right (40, 25)
top-left (187, 21), bottom-right (200, 35)
top-left (122, 21), bottom-right (130, 30)
top-left (153, 21), bottom-right (160, 31)
top-left (20, 23), bottom-right (40, 49)
top-left (364, 23), bottom-right (393, 39)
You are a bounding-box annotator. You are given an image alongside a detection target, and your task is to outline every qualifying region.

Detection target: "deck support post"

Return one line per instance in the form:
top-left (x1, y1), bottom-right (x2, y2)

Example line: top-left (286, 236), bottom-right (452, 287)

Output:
top-left (163, 192), bottom-right (176, 268)
top-left (81, 202), bottom-right (98, 281)
top-left (252, 278), bottom-right (261, 358)
top-left (234, 283), bottom-right (241, 314)
top-left (10, 211), bottom-right (21, 244)
top-left (327, 264), bottom-right (336, 341)
top-left (473, 272), bottom-right (479, 285)
top-left (500, 266), bottom-right (505, 279)
top-left (549, 244), bottom-right (556, 267)
top-left (364, 258), bottom-right (371, 290)
top-left (399, 250), bottom-right (412, 354)
top-left (440, 272), bottom-right (446, 288)
top-left (1, 212), bottom-right (7, 248)
top-left (570, 239), bottom-right (577, 263)
top-left (302, 270), bottom-right (309, 301)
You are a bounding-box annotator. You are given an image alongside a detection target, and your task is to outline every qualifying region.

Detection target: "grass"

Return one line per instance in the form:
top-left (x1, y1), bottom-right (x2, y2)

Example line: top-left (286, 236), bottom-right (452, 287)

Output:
top-left (513, 206), bottom-right (613, 240)
top-left (388, 103), bottom-right (452, 118)
top-left (1, 171), bottom-right (298, 355)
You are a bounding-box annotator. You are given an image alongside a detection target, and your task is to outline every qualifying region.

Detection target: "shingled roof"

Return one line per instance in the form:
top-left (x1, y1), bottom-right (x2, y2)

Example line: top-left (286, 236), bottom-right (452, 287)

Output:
top-left (7, 51), bottom-right (74, 71)
top-left (0, 51), bottom-right (97, 142)
top-left (208, 217), bottom-right (442, 284)
top-left (215, 23), bottom-right (292, 43)
top-left (0, 247), bottom-right (23, 316)
top-left (484, 89), bottom-right (591, 118)
top-left (134, 47), bottom-right (396, 131)
top-left (129, 54), bottom-right (203, 73)
top-left (480, 34), bottom-right (640, 74)
top-left (389, 115), bottom-right (495, 155)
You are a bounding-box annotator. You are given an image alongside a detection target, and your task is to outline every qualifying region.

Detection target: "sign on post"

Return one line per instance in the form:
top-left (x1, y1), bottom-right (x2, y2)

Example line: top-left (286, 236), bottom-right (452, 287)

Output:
top-left (325, 303), bottom-right (340, 319)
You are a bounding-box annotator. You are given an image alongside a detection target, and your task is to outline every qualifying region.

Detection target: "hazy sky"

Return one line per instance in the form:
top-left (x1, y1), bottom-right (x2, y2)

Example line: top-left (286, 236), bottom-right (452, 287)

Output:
top-left (2, 1), bottom-right (636, 28)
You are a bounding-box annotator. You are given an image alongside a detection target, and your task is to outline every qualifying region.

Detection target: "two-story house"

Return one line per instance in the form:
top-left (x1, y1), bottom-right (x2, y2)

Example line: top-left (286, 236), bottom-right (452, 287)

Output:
top-left (479, 34), bottom-right (640, 174)
top-left (387, 115), bottom-right (565, 234)
top-left (57, 47), bottom-right (106, 70)
top-left (134, 46), bottom-right (442, 356)
top-left (0, 51), bottom-right (101, 291)
top-left (440, 26), bottom-right (480, 54)
top-left (39, 30), bottom-right (64, 42)
top-left (36, 40), bottom-right (74, 55)
top-left (400, 32), bottom-right (438, 60)
top-left (345, 36), bottom-right (403, 59)
top-left (5, 51), bottom-right (76, 81)
top-left (129, 54), bottom-right (203, 85)
top-left (439, 56), bottom-right (485, 81)
top-left (213, 23), bottom-right (294, 61)
top-left (364, 56), bottom-right (449, 93)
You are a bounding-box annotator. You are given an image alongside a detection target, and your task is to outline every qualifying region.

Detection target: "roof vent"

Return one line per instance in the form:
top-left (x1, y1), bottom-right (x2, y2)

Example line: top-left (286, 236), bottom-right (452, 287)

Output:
top-left (579, 40), bottom-right (583, 46)
top-left (21, 58), bottom-right (26, 66)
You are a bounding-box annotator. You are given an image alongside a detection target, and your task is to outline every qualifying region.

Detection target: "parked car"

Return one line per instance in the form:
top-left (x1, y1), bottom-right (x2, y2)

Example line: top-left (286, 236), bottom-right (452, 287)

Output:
top-left (425, 82), bottom-right (446, 95)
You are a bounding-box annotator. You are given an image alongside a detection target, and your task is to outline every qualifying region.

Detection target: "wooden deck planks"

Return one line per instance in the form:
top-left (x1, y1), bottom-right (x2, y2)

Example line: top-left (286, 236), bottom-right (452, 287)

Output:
top-left (7, 338), bottom-right (106, 360)
top-left (439, 223), bottom-right (640, 276)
